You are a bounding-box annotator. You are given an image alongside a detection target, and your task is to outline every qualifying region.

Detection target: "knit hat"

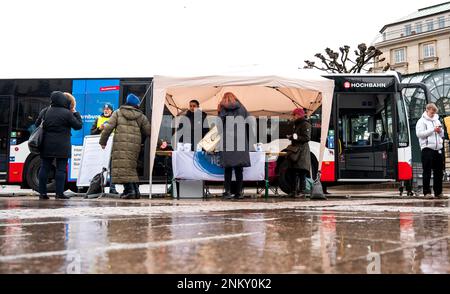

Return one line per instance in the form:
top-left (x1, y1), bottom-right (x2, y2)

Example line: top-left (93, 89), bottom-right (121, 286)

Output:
top-left (126, 94), bottom-right (141, 107)
top-left (103, 103), bottom-right (114, 111)
top-left (292, 108), bottom-right (305, 117)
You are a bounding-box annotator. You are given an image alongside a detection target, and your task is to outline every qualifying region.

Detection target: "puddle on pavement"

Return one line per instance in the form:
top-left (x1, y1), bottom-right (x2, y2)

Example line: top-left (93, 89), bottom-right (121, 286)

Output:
top-left (0, 198), bottom-right (449, 273)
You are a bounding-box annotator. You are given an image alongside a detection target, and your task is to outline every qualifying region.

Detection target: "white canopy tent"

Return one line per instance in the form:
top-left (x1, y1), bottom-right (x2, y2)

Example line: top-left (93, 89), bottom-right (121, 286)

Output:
top-left (150, 69), bottom-right (335, 196)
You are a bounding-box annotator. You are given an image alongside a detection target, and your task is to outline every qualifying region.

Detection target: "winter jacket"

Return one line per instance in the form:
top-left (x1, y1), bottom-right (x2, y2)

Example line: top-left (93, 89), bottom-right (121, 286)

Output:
top-left (218, 101), bottom-right (251, 168)
top-left (416, 111), bottom-right (444, 151)
top-left (286, 118), bottom-right (311, 172)
top-left (99, 105), bottom-right (151, 183)
top-left (35, 92), bottom-right (82, 158)
top-left (177, 110), bottom-right (209, 151)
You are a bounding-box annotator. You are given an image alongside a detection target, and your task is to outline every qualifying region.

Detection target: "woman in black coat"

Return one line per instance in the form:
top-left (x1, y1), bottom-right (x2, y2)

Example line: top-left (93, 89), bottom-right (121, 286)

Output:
top-left (218, 92), bottom-right (251, 199)
top-left (35, 91), bottom-right (83, 199)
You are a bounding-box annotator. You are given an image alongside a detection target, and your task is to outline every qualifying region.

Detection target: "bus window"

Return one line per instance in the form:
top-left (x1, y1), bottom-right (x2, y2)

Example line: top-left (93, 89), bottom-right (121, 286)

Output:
top-left (386, 103), bottom-right (393, 141)
top-left (396, 95), bottom-right (409, 147)
top-left (13, 96), bottom-right (50, 144)
top-left (350, 115), bottom-right (371, 146)
top-left (0, 96), bottom-right (11, 177)
top-left (12, 79), bottom-right (72, 144)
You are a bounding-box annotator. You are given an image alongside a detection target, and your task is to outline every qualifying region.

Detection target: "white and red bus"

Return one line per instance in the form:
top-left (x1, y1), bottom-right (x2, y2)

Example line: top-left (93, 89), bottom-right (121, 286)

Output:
top-left (0, 73), bottom-right (429, 193)
top-left (275, 73), bottom-right (430, 194)
top-left (1, 78), bottom-right (173, 192)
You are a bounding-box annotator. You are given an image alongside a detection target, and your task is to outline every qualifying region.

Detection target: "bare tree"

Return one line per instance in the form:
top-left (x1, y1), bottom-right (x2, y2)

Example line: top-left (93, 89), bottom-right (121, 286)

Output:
top-left (304, 43), bottom-right (391, 73)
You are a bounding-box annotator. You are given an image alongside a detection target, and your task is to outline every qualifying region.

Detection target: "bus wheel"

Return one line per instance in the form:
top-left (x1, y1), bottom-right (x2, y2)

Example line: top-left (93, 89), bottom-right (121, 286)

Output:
top-left (25, 156), bottom-right (56, 193)
top-left (277, 154), bottom-right (318, 195)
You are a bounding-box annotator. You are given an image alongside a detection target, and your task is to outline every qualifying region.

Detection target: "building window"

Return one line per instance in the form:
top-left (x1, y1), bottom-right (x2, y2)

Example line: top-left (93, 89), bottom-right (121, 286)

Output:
top-left (438, 16), bottom-right (445, 29)
top-left (383, 32), bottom-right (386, 41)
top-left (426, 19), bottom-right (434, 31)
top-left (423, 43), bottom-right (435, 59)
top-left (405, 24), bottom-right (412, 36)
top-left (393, 48), bottom-right (406, 64)
top-left (416, 22), bottom-right (423, 33)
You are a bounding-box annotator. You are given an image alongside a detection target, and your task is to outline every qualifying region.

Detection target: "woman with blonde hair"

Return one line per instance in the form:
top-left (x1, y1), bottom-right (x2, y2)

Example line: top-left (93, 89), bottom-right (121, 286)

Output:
top-left (218, 92), bottom-right (251, 199)
top-left (64, 92), bottom-right (76, 112)
top-left (35, 91), bottom-right (82, 199)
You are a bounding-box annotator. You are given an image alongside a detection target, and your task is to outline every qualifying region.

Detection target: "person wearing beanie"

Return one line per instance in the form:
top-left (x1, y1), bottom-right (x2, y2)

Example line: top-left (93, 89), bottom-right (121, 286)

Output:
top-left (126, 93), bottom-right (141, 108)
top-left (90, 103), bottom-right (115, 135)
top-left (285, 107), bottom-right (311, 198)
top-left (99, 93), bottom-right (151, 199)
top-left (90, 103), bottom-right (118, 194)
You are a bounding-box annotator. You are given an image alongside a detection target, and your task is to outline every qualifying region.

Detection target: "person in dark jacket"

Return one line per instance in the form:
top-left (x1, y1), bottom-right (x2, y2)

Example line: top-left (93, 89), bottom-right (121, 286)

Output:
top-left (177, 99), bottom-right (209, 151)
top-left (90, 103), bottom-right (118, 194)
top-left (99, 94), bottom-right (151, 199)
top-left (35, 91), bottom-right (83, 200)
top-left (218, 92), bottom-right (251, 199)
top-left (286, 108), bottom-right (311, 198)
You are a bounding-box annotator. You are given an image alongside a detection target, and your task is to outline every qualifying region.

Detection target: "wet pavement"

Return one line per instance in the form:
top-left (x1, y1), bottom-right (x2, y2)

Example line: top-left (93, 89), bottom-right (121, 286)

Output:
top-left (0, 196), bottom-right (449, 273)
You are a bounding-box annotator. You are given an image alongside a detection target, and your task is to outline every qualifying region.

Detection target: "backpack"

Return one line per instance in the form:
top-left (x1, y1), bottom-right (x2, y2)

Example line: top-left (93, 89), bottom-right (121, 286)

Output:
top-left (85, 168), bottom-right (107, 199)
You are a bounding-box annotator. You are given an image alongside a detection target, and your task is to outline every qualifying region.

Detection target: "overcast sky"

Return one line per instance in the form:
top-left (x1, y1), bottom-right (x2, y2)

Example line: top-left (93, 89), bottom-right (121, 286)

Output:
top-left (0, 0), bottom-right (443, 78)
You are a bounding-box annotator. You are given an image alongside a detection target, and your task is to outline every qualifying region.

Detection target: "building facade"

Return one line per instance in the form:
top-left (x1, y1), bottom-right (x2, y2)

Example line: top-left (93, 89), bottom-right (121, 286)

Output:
top-left (374, 2), bottom-right (450, 74)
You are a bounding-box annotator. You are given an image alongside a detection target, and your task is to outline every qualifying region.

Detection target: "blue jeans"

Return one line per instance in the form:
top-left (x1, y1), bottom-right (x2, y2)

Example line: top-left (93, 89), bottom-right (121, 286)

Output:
top-left (39, 157), bottom-right (67, 196)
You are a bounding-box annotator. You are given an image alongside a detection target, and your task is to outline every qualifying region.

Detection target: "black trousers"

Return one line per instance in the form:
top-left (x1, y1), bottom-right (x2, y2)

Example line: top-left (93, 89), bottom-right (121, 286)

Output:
top-left (421, 148), bottom-right (444, 195)
top-left (289, 168), bottom-right (307, 193)
top-left (39, 157), bottom-right (67, 196)
top-left (224, 167), bottom-right (244, 195)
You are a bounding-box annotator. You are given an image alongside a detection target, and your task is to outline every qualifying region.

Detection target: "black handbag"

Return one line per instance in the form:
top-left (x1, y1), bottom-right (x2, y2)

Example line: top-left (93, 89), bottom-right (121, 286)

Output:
top-left (286, 144), bottom-right (301, 162)
top-left (28, 107), bottom-right (50, 154)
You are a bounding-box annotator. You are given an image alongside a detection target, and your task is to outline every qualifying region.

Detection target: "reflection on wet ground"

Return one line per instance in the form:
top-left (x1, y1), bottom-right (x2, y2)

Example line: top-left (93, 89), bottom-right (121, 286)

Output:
top-left (0, 197), bottom-right (449, 273)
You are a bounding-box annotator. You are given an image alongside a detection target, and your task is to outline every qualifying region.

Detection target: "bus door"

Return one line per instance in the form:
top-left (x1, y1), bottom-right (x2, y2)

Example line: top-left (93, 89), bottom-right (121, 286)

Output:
top-left (335, 92), bottom-right (396, 181)
top-left (0, 95), bottom-right (12, 182)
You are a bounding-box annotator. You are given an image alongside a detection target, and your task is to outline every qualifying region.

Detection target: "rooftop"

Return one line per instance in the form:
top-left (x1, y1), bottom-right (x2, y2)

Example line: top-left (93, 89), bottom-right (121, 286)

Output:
top-left (380, 1), bottom-right (450, 33)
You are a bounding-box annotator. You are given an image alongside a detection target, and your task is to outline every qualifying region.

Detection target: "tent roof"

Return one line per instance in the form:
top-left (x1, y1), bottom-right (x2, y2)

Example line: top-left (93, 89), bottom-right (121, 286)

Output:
top-left (153, 68), bottom-right (335, 117)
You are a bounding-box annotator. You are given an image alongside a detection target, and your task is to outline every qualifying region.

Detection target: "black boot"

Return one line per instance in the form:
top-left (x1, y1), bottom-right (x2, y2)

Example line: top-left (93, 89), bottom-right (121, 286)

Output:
top-left (223, 178), bottom-right (232, 199)
top-left (234, 181), bottom-right (244, 199)
top-left (120, 183), bottom-right (136, 199)
top-left (289, 174), bottom-right (299, 198)
top-left (55, 194), bottom-right (70, 200)
top-left (120, 184), bottom-right (130, 197)
top-left (109, 183), bottom-right (119, 195)
top-left (133, 183), bottom-right (141, 199)
top-left (296, 174), bottom-right (306, 198)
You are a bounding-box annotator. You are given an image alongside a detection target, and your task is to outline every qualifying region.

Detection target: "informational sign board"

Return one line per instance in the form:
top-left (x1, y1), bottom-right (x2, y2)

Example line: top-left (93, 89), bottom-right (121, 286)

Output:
top-left (172, 151), bottom-right (265, 181)
top-left (68, 145), bottom-right (84, 181)
top-left (76, 135), bottom-right (113, 187)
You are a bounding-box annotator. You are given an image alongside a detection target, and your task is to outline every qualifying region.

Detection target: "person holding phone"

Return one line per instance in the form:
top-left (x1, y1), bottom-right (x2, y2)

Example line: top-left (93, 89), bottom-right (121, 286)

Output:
top-left (416, 103), bottom-right (447, 199)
